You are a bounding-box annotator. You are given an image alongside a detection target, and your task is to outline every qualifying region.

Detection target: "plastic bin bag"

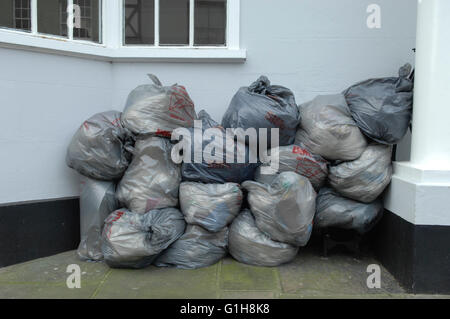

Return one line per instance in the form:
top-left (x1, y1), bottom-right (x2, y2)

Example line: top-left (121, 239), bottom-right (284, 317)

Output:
top-left (66, 111), bottom-right (134, 180)
top-left (242, 172), bottom-right (316, 247)
top-left (343, 64), bottom-right (413, 144)
top-left (329, 144), bottom-right (393, 203)
top-left (179, 182), bottom-right (243, 232)
top-left (295, 94), bottom-right (367, 161)
top-left (102, 208), bottom-right (186, 269)
top-left (221, 76), bottom-right (300, 146)
top-left (121, 74), bottom-right (197, 136)
top-left (228, 210), bottom-right (298, 267)
top-left (180, 110), bottom-right (259, 184)
top-left (77, 176), bottom-right (118, 261)
top-left (315, 188), bottom-right (383, 234)
top-left (255, 144), bottom-right (328, 190)
top-left (116, 136), bottom-right (181, 214)
top-left (154, 225), bottom-right (228, 269)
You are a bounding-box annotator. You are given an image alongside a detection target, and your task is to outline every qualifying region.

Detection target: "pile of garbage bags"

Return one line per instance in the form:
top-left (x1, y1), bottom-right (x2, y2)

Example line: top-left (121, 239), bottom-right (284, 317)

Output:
top-left (66, 67), bottom-right (412, 269)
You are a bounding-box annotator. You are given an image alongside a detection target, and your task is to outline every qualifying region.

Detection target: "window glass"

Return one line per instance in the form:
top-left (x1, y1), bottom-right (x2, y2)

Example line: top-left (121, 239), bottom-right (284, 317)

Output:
top-left (38, 0), bottom-right (68, 37)
top-left (160, 0), bottom-right (189, 46)
top-left (73, 0), bottom-right (101, 43)
top-left (124, 0), bottom-right (154, 45)
top-left (0, 0), bottom-right (31, 32)
top-left (195, 0), bottom-right (226, 46)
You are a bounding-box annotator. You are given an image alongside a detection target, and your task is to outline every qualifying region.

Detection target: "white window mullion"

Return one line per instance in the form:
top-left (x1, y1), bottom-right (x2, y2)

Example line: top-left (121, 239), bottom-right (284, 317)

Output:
top-left (189, 0), bottom-right (195, 47)
top-left (154, 0), bottom-right (160, 47)
top-left (31, 0), bottom-right (38, 34)
top-left (67, 0), bottom-right (74, 40)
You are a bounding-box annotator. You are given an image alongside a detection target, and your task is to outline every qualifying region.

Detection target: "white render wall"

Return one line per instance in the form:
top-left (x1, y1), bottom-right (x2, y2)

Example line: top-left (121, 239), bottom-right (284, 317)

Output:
top-left (0, 0), bottom-right (417, 204)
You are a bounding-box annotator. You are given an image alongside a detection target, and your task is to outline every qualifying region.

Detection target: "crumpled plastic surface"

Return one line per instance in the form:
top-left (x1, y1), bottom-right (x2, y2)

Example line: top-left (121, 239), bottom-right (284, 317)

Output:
top-left (255, 143), bottom-right (328, 190)
top-left (66, 111), bottom-right (134, 180)
top-left (77, 176), bottom-right (118, 262)
top-left (315, 188), bottom-right (384, 234)
top-left (295, 94), bottom-right (367, 161)
top-left (154, 225), bottom-right (228, 269)
top-left (343, 64), bottom-right (413, 145)
top-left (329, 144), bottom-right (393, 203)
top-left (179, 182), bottom-right (243, 232)
top-left (228, 210), bottom-right (298, 267)
top-left (221, 76), bottom-right (300, 146)
top-left (242, 172), bottom-right (316, 247)
top-left (116, 136), bottom-right (181, 214)
top-left (121, 74), bottom-right (197, 136)
top-left (102, 208), bottom-right (186, 269)
top-left (180, 110), bottom-right (259, 184)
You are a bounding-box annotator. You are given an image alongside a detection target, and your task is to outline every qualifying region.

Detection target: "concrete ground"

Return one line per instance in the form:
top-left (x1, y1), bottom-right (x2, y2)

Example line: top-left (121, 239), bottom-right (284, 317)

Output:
top-left (1, 246), bottom-right (449, 299)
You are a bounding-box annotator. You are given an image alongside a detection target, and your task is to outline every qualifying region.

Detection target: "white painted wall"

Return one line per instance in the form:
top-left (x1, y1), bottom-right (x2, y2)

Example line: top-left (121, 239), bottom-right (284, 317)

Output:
top-left (0, 48), bottom-right (114, 204)
top-left (0, 0), bottom-right (417, 204)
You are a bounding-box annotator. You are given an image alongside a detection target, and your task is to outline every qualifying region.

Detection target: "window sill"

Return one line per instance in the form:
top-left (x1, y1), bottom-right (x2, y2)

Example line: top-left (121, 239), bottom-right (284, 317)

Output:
top-left (0, 29), bottom-right (246, 63)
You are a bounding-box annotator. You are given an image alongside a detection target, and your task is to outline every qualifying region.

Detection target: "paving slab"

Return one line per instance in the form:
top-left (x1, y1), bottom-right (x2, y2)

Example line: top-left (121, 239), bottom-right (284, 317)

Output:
top-left (277, 248), bottom-right (404, 296)
top-left (0, 251), bottom-right (108, 285)
top-left (93, 264), bottom-right (219, 299)
top-left (220, 258), bottom-right (279, 291)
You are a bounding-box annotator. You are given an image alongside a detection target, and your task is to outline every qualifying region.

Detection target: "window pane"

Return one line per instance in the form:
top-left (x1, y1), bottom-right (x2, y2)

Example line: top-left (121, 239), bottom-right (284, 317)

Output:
top-left (160, 0), bottom-right (189, 46)
top-left (73, 0), bottom-right (101, 43)
top-left (38, 0), bottom-right (68, 37)
top-left (0, 0), bottom-right (31, 32)
top-left (195, 0), bottom-right (226, 46)
top-left (124, 0), bottom-right (154, 45)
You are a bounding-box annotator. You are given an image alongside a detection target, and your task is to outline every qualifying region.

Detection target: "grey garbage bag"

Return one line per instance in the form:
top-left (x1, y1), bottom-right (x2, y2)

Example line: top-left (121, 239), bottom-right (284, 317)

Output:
top-left (154, 225), bottom-right (228, 269)
top-left (116, 136), bottom-right (181, 214)
top-left (102, 208), bottom-right (186, 269)
top-left (221, 76), bottom-right (300, 146)
top-left (228, 210), bottom-right (298, 267)
top-left (295, 94), bottom-right (367, 161)
top-left (329, 144), bottom-right (393, 203)
top-left (343, 64), bottom-right (413, 144)
top-left (179, 182), bottom-right (243, 232)
top-left (255, 143), bottom-right (328, 190)
top-left (315, 188), bottom-right (383, 234)
top-left (77, 176), bottom-right (118, 262)
top-left (242, 172), bottom-right (316, 247)
top-left (121, 74), bottom-right (197, 136)
top-left (180, 110), bottom-right (259, 184)
top-left (66, 111), bottom-right (134, 180)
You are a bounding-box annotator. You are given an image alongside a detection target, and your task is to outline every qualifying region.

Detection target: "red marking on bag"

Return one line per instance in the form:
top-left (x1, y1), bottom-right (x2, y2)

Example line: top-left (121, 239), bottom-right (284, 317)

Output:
top-left (83, 122), bottom-right (89, 130)
top-left (295, 157), bottom-right (324, 183)
top-left (292, 145), bottom-right (312, 157)
top-left (168, 86), bottom-right (195, 123)
top-left (207, 163), bottom-right (231, 169)
top-left (265, 111), bottom-right (285, 130)
top-left (106, 211), bottom-right (124, 238)
top-left (111, 118), bottom-right (121, 127)
top-left (156, 129), bottom-right (172, 138)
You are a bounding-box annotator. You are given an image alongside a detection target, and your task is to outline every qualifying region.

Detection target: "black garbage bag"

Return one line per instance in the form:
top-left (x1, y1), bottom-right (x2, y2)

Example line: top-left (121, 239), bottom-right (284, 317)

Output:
top-left (180, 110), bottom-right (259, 184)
top-left (154, 225), bottom-right (228, 269)
top-left (102, 208), bottom-right (186, 269)
top-left (343, 64), bottom-right (414, 144)
top-left (66, 111), bottom-right (134, 180)
top-left (221, 76), bottom-right (300, 146)
top-left (314, 188), bottom-right (383, 234)
top-left (228, 210), bottom-right (298, 267)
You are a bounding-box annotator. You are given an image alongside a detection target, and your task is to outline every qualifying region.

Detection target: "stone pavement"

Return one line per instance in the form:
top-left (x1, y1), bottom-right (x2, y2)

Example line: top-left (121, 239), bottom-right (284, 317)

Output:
top-left (0, 247), bottom-right (448, 299)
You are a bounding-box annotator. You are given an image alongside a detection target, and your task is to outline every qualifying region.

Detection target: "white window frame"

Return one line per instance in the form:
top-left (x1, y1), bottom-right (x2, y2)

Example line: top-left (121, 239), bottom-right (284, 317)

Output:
top-left (0, 0), bottom-right (245, 62)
